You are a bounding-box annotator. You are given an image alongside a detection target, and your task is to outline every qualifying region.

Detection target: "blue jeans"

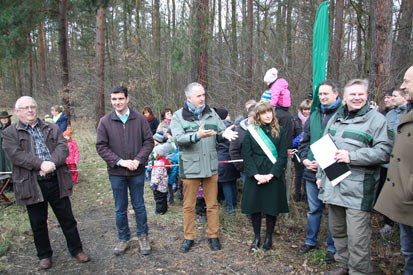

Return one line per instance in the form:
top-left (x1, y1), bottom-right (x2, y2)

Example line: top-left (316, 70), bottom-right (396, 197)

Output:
top-left (240, 172), bottom-right (246, 186)
top-left (305, 180), bottom-right (335, 252)
top-left (221, 180), bottom-right (237, 211)
top-left (400, 223), bottom-right (413, 275)
top-left (109, 174), bottom-right (148, 241)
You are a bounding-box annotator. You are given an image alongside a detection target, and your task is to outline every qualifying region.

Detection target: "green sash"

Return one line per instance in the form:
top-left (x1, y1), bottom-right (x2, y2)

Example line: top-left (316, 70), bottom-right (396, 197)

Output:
top-left (247, 124), bottom-right (278, 164)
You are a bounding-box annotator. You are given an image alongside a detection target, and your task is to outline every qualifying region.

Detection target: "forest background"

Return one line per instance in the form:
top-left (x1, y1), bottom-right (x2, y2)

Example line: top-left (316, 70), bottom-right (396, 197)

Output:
top-left (0, 0), bottom-right (411, 122)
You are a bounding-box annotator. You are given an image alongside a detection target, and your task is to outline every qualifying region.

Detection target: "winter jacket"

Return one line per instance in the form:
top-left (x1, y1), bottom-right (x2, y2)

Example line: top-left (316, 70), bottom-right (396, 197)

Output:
top-left (269, 78), bottom-right (291, 108)
top-left (0, 124), bottom-right (12, 174)
top-left (148, 117), bottom-right (159, 135)
top-left (170, 103), bottom-right (226, 179)
top-left (2, 119), bottom-right (73, 206)
top-left (298, 101), bottom-right (342, 183)
top-left (385, 104), bottom-right (407, 135)
top-left (217, 120), bottom-right (240, 182)
top-left (151, 157), bottom-right (169, 193)
top-left (375, 108), bottom-right (413, 226)
top-left (241, 124), bottom-right (289, 215)
top-left (66, 140), bottom-right (79, 165)
top-left (52, 113), bottom-right (68, 132)
top-left (229, 118), bottom-right (248, 172)
top-left (317, 104), bottom-right (393, 211)
top-left (96, 109), bottom-right (154, 176)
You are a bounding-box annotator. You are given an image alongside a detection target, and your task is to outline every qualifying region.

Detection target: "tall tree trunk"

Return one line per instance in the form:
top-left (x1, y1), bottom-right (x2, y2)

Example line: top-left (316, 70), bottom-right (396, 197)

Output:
top-left (246, 0), bottom-right (253, 97)
top-left (28, 32), bottom-right (33, 97)
top-left (13, 59), bottom-right (23, 98)
top-left (59, 0), bottom-right (71, 118)
top-left (369, 0), bottom-right (393, 101)
top-left (37, 24), bottom-right (47, 94)
top-left (231, 0), bottom-right (237, 69)
top-left (195, 0), bottom-right (209, 90)
top-left (96, 6), bottom-right (106, 125)
top-left (392, 0), bottom-right (413, 83)
top-left (152, 0), bottom-right (161, 110)
top-left (286, 0), bottom-right (292, 70)
top-left (329, 0), bottom-right (344, 80)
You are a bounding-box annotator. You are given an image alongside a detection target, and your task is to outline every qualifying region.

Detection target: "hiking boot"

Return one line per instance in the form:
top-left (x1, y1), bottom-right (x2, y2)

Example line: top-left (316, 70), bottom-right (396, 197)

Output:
top-left (379, 224), bottom-right (393, 237)
top-left (298, 244), bottom-right (316, 255)
top-left (180, 239), bottom-right (194, 253)
top-left (138, 235), bottom-right (151, 255)
top-left (262, 234), bottom-right (273, 251)
top-left (325, 251), bottom-right (336, 264)
top-left (208, 238), bottom-right (221, 251)
top-left (113, 240), bottom-right (129, 256)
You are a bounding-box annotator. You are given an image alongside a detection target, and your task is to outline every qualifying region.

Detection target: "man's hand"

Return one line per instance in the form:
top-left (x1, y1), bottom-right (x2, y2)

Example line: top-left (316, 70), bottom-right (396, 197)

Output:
top-left (197, 124), bottom-right (217, 139)
top-left (316, 179), bottom-right (321, 189)
top-left (303, 159), bottom-right (318, 171)
top-left (222, 125), bottom-right (238, 141)
top-left (119, 159), bottom-right (139, 171)
top-left (335, 150), bottom-right (350, 163)
top-left (40, 161), bottom-right (56, 174)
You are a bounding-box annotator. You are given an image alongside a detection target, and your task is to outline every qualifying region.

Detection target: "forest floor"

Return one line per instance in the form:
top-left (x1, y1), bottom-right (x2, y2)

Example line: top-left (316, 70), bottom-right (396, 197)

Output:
top-left (0, 122), bottom-right (406, 274)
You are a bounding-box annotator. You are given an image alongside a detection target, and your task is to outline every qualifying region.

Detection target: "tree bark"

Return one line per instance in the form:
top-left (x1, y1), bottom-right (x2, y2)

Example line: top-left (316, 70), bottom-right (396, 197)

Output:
top-left (37, 24), bottom-right (47, 94)
top-left (369, 0), bottom-right (393, 101)
top-left (195, 0), bottom-right (209, 90)
top-left (27, 32), bottom-right (33, 97)
top-left (96, 6), bottom-right (106, 125)
top-left (246, 0), bottom-right (253, 97)
top-left (231, 0), bottom-right (238, 69)
top-left (329, 0), bottom-right (344, 80)
top-left (59, 0), bottom-right (71, 118)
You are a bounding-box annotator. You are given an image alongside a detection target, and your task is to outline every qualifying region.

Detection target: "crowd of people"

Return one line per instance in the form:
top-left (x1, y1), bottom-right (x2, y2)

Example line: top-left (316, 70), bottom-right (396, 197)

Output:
top-left (0, 65), bottom-right (412, 275)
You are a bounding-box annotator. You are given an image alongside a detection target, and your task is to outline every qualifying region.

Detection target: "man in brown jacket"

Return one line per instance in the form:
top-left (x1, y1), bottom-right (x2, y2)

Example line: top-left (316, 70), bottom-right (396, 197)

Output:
top-left (2, 96), bottom-right (90, 270)
top-left (96, 86), bottom-right (154, 256)
top-left (375, 65), bottom-right (413, 275)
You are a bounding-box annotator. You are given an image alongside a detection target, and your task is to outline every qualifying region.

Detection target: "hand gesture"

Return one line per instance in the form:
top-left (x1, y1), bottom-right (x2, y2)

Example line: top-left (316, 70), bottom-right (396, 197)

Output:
top-left (222, 125), bottom-right (239, 141)
top-left (197, 124), bottom-right (216, 139)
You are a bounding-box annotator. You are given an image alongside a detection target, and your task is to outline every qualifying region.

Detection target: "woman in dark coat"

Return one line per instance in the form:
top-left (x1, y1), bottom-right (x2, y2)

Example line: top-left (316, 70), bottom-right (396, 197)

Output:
top-left (142, 106), bottom-right (159, 135)
top-left (50, 105), bottom-right (68, 132)
top-left (241, 101), bottom-right (288, 251)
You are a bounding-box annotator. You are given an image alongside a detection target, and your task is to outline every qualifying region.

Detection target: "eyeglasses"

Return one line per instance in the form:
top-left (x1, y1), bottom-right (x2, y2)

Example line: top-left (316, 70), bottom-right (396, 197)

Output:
top-left (18, 105), bottom-right (37, 111)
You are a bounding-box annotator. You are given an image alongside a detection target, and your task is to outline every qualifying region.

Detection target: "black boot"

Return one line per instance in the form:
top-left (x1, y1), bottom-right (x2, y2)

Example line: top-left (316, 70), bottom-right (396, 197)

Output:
top-left (263, 214), bottom-right (276, 251)
top-left (168, 184), bottom-right (174, 204)
top-left (250, 213), bottom-right (261, 250)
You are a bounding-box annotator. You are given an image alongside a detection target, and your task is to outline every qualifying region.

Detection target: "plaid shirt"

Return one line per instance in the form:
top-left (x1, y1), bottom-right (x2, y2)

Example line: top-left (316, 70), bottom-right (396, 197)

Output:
top-left (24, 120), bottom-right (51, 161)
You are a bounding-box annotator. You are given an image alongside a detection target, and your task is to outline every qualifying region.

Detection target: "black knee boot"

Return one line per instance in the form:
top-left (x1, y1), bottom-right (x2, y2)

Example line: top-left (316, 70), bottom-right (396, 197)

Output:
top-left (263, 214), bottom-right (276, 251)
top-left (250, 213), bottom-right (261, 250)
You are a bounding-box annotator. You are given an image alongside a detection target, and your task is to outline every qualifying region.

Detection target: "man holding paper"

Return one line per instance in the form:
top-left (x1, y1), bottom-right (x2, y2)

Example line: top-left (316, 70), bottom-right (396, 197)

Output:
top-left (297, 80), bottom-right (341, 262)
top-left (317, 79), bottom-right (393, 275)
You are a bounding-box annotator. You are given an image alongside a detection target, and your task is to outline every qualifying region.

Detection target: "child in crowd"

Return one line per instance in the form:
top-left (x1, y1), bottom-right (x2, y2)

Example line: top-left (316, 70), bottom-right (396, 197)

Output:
top-left (165, 129), bottom-right (179, 204)
top-left (263, 67), bottom-right (291, 108)
top-left (150, 141), bottom-right (172, 215)
top-left (63, 130), bottom-right (79, 184)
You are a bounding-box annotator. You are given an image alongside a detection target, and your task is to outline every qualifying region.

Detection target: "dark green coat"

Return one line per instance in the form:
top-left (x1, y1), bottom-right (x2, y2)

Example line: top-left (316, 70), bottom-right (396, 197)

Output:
top-left (0, 125), bottom-right (12, 174)
top-left (241, 124), bottom-right (289, 215)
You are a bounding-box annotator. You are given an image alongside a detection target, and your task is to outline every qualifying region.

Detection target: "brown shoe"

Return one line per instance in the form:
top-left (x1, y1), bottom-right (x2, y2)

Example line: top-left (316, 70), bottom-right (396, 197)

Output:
top-left (138, 234), bottom-right (151, 255)
top-left (325, 267), bottom-right (349, 275)
top-left (39, 257), bottom-right (52, 269)
top-left (74, 251), bottom-right (91, 263)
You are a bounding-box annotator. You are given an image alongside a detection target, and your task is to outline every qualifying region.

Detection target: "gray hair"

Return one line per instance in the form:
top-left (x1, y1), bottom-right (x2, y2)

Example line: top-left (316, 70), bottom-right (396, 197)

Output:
top-left (185, 82), bottom-right (204, 97)
top-left (344, 79), bottom-right (368, 95)
top-left (15, 96), bottom-right (37, 110)
top-left (245, 99), bottom-right (257, 110)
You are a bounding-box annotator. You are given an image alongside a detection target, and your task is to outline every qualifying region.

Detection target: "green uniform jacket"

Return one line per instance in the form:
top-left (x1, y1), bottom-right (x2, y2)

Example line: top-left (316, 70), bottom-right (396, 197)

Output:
top-left (0, 126), bottom-right (12, 174)
top-left (375, 108), bottom-right (413, 226)
top-left (318, 104), bottom-right (393, 211)
top-left (170, 104), bottom-right (226, 179)
top-left (241, 124), bottom-right (289, 216)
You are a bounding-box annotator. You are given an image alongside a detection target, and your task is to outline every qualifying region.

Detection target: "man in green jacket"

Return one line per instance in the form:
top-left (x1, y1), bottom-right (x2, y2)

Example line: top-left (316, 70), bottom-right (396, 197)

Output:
top-left (317, 79), bottom-right (393, 275)
top-left (170, 82), bottom-right (238, 253)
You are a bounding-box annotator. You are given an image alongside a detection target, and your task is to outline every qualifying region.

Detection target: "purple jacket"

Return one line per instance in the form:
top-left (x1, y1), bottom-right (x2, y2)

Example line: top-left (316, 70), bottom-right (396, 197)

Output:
top-left (96, 109), bottom-right (154, 176)
top-left (269, 78), bottom-right (291, 108)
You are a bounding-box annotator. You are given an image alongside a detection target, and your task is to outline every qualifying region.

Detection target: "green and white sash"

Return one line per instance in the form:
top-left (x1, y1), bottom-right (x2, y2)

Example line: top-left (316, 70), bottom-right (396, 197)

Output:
top-left (247, 124), bottom-right (278, 164)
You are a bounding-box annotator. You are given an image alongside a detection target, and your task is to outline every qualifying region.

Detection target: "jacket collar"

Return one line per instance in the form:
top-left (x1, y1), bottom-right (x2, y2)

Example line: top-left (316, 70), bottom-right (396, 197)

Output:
top-left (182, 103), bottom-right (212, 121)
top-left (16, 118), bottom-right (48, 131)
top-left (336, 103), bottom-right (371, 122)
top-left (110, 109), bottom-right (137, 121)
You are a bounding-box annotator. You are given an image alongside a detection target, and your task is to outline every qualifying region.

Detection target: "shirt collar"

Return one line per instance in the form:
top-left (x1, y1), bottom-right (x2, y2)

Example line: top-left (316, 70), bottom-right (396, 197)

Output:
top-left (22, 119), bottom-right (40, 130)
top-left (115, 108), bottom-right (130, 119)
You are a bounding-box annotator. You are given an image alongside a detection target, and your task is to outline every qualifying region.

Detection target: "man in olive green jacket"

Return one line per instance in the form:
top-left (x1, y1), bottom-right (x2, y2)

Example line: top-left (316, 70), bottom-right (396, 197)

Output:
top-left (170, 82), bottom-right (237, 253)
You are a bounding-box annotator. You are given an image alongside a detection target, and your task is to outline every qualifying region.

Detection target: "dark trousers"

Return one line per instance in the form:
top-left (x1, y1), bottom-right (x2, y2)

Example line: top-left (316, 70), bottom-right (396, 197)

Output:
top-left (293, 158), bottom-right (305, 201)
top-left (26, 176), bottom-right (82, 259)
top-left (153, 190), bottom-right (168, 214)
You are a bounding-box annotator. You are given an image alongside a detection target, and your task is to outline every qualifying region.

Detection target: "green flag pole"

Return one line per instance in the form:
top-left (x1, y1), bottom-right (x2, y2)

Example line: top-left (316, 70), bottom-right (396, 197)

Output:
top-left (312, 1), bottom-right (329, 113)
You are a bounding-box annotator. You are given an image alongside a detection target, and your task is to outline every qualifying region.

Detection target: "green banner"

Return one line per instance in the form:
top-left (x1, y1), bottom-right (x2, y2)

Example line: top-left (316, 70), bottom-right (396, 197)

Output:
top-left (312, 1), bottom-right (329, 113)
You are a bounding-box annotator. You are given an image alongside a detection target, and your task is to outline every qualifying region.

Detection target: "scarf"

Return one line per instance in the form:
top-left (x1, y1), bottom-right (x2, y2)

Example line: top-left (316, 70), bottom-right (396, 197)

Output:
top-left (146, 113), bottom-right (155, 122)
top-left (297, 110), bottom-right (309, 126)
top-left (247, 124), bottom-right (278, 164)
top-left (186, 101), bottom-right (205, 120)
top-left (163, 119), bottom-right (171, 125)
top-left (320, 97), bottom-right (342, 113)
